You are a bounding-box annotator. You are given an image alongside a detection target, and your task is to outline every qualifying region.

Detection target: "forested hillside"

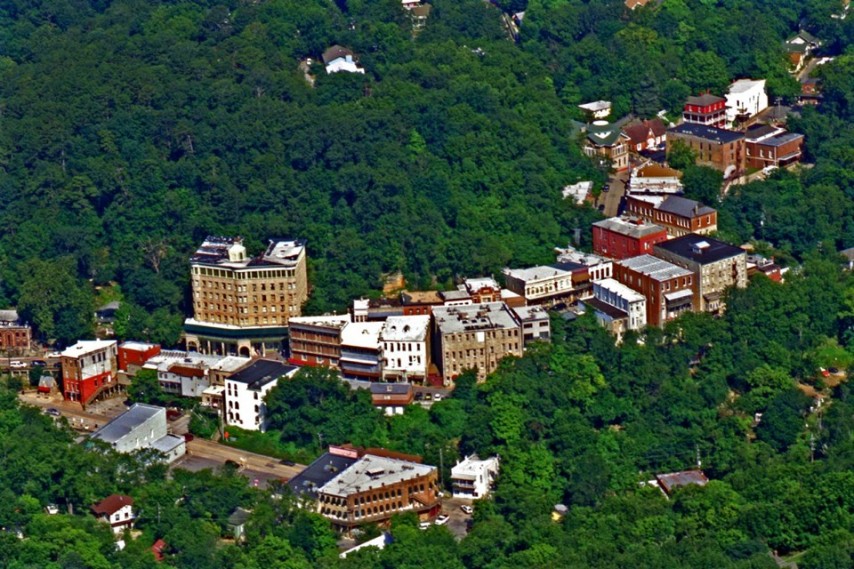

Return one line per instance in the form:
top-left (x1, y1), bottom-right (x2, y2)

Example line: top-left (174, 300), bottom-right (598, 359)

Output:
top-left (1, 0), bottom-right (851, 346)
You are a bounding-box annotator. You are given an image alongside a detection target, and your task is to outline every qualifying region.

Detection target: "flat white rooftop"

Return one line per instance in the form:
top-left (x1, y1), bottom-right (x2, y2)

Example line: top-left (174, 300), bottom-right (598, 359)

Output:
top-left (62, 340), bottom-right (116, 358)
top-left (595, 278), bottom-right (645, 302)
top-left (380, 315), bottom-right (430, 342)
top-left (340, 322), bottom-right (384, 350)
top-left (319, 454), bottom-right (435, 498)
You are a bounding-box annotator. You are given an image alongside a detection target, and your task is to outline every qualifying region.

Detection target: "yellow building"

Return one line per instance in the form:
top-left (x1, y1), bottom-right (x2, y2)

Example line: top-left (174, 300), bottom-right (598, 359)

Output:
top-left (184, 237), bottom-right (308, 357)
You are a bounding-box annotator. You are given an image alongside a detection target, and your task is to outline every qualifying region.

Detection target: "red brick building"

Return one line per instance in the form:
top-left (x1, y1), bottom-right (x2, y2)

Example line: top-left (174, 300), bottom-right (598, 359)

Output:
top-left (400, 290), bottom-right (443, 316)
top-left (117, 341), bottom-right (161, 372)
top-left (682, 94), bottom-right (727, 128)
top-left (625, 195), bottom-right (717, 237)
top-left (614, 255), bottom-right (696, 327)
top-left (61, 340), bottom-right (119, 406)
top-left (667, 123), bottom-right (745, 178)
top-left (592, 217), bottom-right (668, 260)
top-left (287, 315), bottom-right (350, 367)
top-left (0, 310), bottom-right (30, 352)
top-left (744, 124), bottom-right (805, 170)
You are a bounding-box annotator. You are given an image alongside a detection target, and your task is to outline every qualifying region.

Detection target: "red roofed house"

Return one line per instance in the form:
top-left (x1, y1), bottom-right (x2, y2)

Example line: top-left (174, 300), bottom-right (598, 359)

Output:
top-left (622, 119), bottom-right (667, 153)
top-left (151, 539), bottom-right (167, 562)
top-left (92, 495), bottom-right (135, 535)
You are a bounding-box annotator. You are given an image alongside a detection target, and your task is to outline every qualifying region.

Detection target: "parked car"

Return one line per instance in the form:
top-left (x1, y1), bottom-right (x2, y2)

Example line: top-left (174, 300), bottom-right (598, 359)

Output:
top-left (433, 394), bottom-right (443, 402)
top-left (9, 361), bottom-right (26, 369)
top-left (46, 351), bottom-right (62, 358)
top-left (418, 521), bottom-right (432, 530)
top-left (31, 360), bottom-right (47, 367)
top-left (183, 433), bottom-right (195, 442)
top-left (45, 408), bottom-right (61, 417)
top-left (414, 392), bottom-right (424, 401)
top-left (424, 393), bottom-right (433, 401)
top-left (829, 367), bottom-right (840, 374)
top-left (280, 459), bottom-right (296, 466)
top-left (224, 459), bottom-right (242, 470)
top-left (435, 514), bottom-right (450, 526)
top-left (460, 505), bottom-right (474, 515)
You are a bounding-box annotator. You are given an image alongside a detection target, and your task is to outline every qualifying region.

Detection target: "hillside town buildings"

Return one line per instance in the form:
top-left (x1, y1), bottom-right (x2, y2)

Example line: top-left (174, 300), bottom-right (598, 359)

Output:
top-left (0, 310), bottom-right (30, 352)
top-left (682, 94), bottom-right (727, 128)
top-left (725, 79), bottom-right (768, 127)
top-left (90, 403), bottom-right (186, 463)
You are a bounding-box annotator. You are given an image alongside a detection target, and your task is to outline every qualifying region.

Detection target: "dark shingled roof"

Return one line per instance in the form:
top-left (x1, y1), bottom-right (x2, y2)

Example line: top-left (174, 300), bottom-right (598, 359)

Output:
top-left (584, 297), bottom-right (629, 320)
top-left (669, 123), bottom-right (744, 144)
top-left (322, 45), bottom-right (353, 64)
top-left (288, 452), bottom-right (359, 498)
top-left (657, 196), bottom-right (715, 218)
top-left (227, 359), bottom-right (297, 390)
top-left (654, 234), bottom-right (744, 265)
top-left (685, 94), bottom-right (725, 107)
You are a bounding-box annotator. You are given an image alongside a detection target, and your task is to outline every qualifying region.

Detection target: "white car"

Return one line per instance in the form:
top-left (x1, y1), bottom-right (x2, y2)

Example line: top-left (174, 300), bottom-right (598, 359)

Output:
top-left (433, 394), bottom-right (443, 402)
top-left (9, 361), bottom-right (27, 369)
top-left (460, 505), bottom-right (474, 515)
top-left (435, 514), bottom-right (450, 526)
top-left (418, 521), bottom-right (432, 530)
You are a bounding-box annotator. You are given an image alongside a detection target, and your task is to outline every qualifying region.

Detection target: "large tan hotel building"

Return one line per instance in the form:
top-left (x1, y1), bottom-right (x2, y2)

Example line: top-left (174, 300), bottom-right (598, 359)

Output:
top-left (184, 236), bottom-right (308, 357)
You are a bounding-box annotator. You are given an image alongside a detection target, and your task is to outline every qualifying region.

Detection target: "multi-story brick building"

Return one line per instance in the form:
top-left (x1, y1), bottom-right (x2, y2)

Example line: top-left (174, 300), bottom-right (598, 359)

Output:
top-left (682, 93), bottom-right (727, 128)
top-left (653, 235), bottom-right (747, 314)
top-left (463, 277), bottom-right (502, 303)
top-left (614, 255), bottom-right (696, 327)
top-left (627, 164), bottom-right (683, 196)
top-left (117, 342), bottom-right (161, 373)
top-left (667, 123), bottom-right (745, 178)
top-left (292, 446), bottom-right (440, 534)
top-left (625, 195), bottom-right (717, 237)
top-left (432, 302), bottom-right (522, 384)
top-left (400, 290), bottom-right (443, 316)
top-left (61, 340), bottom-right (119, 406)
top-left (0, 310), bottom-right (30, 353)
top-left (288, 314), bottom-right (351, 368)
top-left (185, 236), bottom-right (308, 357)
top-left (744, 124), bottom-right (805, 170)
top-left (593, 217), bottom-right (669, 260)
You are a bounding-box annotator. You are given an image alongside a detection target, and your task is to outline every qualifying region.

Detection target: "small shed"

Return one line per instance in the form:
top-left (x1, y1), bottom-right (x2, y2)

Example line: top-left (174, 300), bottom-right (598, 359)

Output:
top-left (227, 507), bottom-right (253, 542)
